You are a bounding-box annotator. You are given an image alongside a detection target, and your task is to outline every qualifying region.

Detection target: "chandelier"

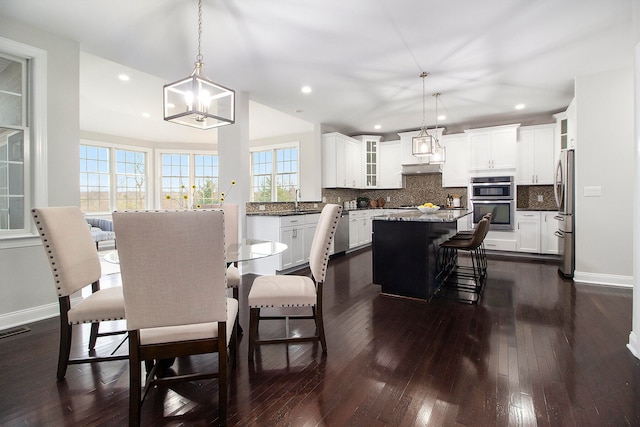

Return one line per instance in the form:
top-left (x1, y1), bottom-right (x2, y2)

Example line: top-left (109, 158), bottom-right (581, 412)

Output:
top-left (163, 0), bottom-right (235, 129)
top-left (412, 72), bottom-right (435, 157)
top-left (430, 93), bottom-right (446, 164)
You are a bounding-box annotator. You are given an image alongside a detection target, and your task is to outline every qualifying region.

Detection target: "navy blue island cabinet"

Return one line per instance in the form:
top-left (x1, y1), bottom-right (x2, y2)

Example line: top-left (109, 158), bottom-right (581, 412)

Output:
top-left (372, 209), bottom-right (471, 300)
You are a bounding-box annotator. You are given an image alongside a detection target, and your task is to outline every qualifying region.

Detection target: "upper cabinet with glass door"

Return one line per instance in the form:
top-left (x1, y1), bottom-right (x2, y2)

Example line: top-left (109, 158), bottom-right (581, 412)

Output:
top-left (554, 98), bottom-right (576, 151)
top-left (352, 135), bottom-right (381, 188)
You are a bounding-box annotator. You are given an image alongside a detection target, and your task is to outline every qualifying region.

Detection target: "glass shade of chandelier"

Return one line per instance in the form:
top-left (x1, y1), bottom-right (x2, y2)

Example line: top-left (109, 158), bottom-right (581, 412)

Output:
top-left (163, 0), bottom-right (235, 129)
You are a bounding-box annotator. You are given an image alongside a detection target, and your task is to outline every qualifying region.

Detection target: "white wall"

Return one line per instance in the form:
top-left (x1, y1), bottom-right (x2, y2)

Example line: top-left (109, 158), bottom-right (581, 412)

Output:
top-left (627, 0), bottom-right (640, 359)
top-left (573, 66), bottom-right (635, 285)
top-left (0, 18), bottom-right (81, 328)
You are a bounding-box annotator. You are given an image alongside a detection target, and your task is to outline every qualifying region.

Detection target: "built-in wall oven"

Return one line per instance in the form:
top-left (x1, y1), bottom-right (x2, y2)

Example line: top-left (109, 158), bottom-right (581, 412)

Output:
top-left (469, 176), bottom-right (515, 230)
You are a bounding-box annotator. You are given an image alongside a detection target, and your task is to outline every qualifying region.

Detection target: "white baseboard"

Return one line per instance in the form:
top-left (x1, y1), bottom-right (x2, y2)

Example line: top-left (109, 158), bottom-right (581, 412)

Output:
top-left (628, 331), bottom-right (640, 359)
top-left (0, 302), bottom-right (59, 331)
top-left (573, 271), bottom-right (633, 288)
top-left (0, 296), bottom-right (82, 331)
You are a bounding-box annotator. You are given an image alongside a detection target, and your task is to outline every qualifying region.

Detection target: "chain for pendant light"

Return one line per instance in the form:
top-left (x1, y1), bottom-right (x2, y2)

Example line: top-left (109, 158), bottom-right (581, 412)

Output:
top-left (434, 92), bottom-right (440, 134)
top-left (419, 71), bottom-right (428, 129)
top-left (196, 0), bottom-right (204, 63)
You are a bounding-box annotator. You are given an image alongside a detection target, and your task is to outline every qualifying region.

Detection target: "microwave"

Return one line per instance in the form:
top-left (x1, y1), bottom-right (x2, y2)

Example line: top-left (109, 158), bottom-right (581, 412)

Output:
top-left (470, 176), bottom-right (514, 200)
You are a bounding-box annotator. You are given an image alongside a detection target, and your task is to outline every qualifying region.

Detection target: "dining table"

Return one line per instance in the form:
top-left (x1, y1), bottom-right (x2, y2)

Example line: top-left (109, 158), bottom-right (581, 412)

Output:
top-left (103, 238), bottom-right (288, 265)
top-left (103, 238), bottom-right (287, 360)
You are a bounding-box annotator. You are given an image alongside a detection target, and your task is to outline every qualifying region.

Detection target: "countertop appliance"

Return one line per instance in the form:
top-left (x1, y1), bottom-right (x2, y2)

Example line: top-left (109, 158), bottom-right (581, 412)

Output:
top-left (333, 210), bottom-right (349, 254)
top-left (469, 175), bottom-right (515, 230)
top-left (554, 149), bottom-right (575, 278)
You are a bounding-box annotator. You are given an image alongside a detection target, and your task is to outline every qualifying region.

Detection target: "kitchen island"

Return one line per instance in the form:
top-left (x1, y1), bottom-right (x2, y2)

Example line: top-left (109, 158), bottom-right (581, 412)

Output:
top-left (372, 209), bottom-right (472, 300)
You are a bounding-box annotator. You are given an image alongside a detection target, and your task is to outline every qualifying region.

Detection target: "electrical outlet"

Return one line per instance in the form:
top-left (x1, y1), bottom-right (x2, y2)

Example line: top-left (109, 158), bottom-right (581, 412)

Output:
top-left (258, 205), bottom-right (266, 211)
top-left (387, 196), bottom-right (391, 202)
top-left (314, 203), bottom-right (318, 208)
top-left (537, 195), bottom-right (543, 202)
top-left (322, 196), bottom-right (327, 203)
top-left (338, 197), bottom-right (341, 202)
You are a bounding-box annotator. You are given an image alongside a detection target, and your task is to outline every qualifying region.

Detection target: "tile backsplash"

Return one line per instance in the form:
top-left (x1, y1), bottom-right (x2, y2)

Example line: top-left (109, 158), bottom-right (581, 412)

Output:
top-left (516, 185), bottom-right (557, 210)
top-left (322, 174), bottom-right (467, 208)
top-left (246, 176), bottom-right (557, 213)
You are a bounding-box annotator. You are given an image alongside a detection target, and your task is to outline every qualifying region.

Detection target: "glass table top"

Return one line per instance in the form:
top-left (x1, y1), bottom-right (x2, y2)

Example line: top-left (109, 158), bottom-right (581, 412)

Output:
top-left (103, 238), bottom-right (287, 264)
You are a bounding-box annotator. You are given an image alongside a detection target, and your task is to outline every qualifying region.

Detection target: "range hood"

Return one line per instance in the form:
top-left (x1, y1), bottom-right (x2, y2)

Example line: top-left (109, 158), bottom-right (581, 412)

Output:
top-left (401, 163), bottom-right (442, 175)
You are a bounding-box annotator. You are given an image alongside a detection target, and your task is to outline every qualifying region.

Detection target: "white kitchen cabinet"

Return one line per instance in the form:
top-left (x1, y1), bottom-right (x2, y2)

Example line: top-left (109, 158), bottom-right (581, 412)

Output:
top-left (540, 211), bottom-right (559, 255)
top-left (516, 211), bottom-right (541, 253)
top-left (441, 133), bottom-right (469, 187)
top-left (279, 224), bottom-right (304, 270)
top-left (514, 210), bottom-right (560, 254)
top-left (517, 124), bottom-right (556, 185)
top-left (483, 230), bottom-right (517, 252)
top-left (349, 210), bottom-right (369, 249)
top-left (348, 209), bottom-right (386, 249)
top-left (303, 213), bottom-right (320, 262)
top-left (322, 132), bottom-right (362, 188)
top-left (353, 135), bottom-right (381, 188)
top-left (466, 124), bottom-right (519, 172)
top-left (554, 98), bottom-right (576, 152)
top-left (247, 213), bottom-right (319, 274)
top-left (378, 140), bottom-right (403, 188)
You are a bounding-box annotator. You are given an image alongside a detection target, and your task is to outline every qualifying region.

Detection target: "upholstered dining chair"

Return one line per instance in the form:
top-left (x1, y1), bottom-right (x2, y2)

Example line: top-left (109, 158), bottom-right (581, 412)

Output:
top-left (247, 204), bottom-right (342, 361)
top-left (221, 204), bottom-right (240, 298)
top-left (112, 209), bottom-right (238, 427)
top-left (31, 206), bottom-right (127, 380)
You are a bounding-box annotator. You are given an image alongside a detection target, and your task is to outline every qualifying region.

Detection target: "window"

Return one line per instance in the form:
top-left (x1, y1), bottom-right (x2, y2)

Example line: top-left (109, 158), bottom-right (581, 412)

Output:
top-left (251, 145), bottom-right (298, 202)
top-left (0, 53), bottom-right (28, 233)
top-left (160, 152), bottom-right (218, 209)
top-left (80, 145), bottom-right (110, 213)
top-left (115, 149), bottom-right (146, 210)
top-left (80, 144), bottom-right (148, 213)
top-left (0, 39), bottom-right (46, 244)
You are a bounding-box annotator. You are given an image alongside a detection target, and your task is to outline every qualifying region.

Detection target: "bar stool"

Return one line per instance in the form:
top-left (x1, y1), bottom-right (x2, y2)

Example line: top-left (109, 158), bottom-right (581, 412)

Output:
top-left (449, 212), bottom-right (492, 276)
top-left (435, 217), bottom-right (490, 304)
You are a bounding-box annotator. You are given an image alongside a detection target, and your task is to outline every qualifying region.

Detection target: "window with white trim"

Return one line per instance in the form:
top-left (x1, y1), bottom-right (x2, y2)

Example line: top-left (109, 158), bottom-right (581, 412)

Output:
top-left (160, 152), bottom-right (219, 209)
top-left (0, 52), bottom-right (28, 232)
top-left (80, 143), bottom-right (148, 213)
top-left (250, 144), bottom-right (298, 202)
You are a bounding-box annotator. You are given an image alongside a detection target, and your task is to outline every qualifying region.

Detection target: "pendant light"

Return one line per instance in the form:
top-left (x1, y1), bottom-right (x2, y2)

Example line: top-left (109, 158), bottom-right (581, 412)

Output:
top-left (163, 0), bottom-right (235, 129)
top-left (429, 93), bottom-right (446, 164)
top-left (412, 72), bottom-right (435, 158)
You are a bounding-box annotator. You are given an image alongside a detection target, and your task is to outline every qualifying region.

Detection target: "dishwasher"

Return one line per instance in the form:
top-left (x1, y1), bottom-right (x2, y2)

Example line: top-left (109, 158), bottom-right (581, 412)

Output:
top-left (333, 210), bottom-right (349, 254)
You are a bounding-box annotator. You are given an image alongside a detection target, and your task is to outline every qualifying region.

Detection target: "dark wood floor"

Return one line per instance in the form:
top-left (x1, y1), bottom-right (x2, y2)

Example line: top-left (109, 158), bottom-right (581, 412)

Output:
top-left (2, 248), bottom-right (639, 426)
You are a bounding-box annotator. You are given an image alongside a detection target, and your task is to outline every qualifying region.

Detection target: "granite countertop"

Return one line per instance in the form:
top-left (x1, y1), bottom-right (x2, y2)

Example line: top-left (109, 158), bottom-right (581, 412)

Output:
top-left (374, 209), bottom-right (472, 223)
top-left (246, 209), bottom-right (323, 216)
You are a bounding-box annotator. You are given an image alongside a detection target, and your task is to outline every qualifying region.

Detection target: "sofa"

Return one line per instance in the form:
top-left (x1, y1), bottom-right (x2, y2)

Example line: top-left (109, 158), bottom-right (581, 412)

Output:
top-left (86, 217), bottom-right (116, 249)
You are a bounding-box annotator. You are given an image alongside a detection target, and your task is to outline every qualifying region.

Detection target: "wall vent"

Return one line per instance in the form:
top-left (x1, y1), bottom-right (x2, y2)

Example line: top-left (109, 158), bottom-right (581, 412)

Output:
top-left (0, 326), bottom-right (30, 339)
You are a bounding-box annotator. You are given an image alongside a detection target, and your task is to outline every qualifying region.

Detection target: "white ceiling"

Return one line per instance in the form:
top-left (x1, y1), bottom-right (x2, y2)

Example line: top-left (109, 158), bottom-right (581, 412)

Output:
top-left (1, 0), bottom-right (636, 144)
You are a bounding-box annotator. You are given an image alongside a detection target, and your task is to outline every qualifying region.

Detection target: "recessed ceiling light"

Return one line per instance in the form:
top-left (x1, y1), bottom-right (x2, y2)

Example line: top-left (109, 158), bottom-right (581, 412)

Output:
top-left (438, 115), bottom-right (446, 121)
top-left (296, 109), bottom-right (304, 113)
top-left (118, 74), bottom-right (130, 81)
top-left (301, 86), bottom-right (312, 94)
top-left (515, 103), bottom-right (525, 110)
top-left (374, 124), bottom-right (381, 130)
top-left (142, 112), bottom-right (150, 118)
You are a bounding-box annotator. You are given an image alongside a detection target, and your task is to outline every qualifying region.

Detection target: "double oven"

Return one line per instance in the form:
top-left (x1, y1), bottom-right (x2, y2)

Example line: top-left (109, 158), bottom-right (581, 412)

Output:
top-left (469, 176), bottom-right (515, 230)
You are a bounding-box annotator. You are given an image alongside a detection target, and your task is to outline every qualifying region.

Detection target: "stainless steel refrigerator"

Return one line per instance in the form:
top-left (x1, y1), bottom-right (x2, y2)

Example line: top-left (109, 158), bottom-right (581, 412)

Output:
top-left (554, 149), bottom-right (575, 278)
